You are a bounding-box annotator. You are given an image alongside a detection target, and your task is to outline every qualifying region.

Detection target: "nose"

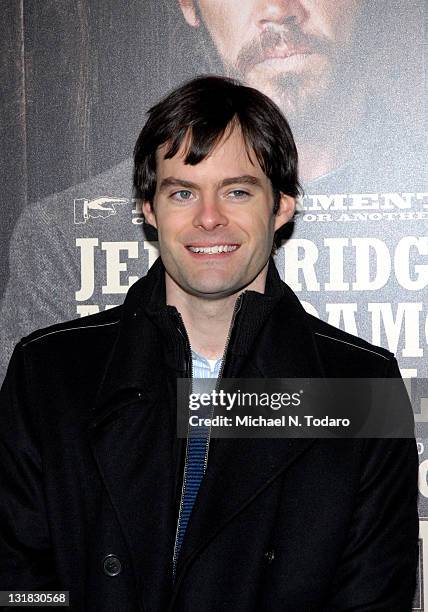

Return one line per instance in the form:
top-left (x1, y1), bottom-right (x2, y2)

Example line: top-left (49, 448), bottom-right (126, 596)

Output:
top-left (192, 198), bottom-right (229, 232)
top-left (256, 0), bottom-right (306, 28)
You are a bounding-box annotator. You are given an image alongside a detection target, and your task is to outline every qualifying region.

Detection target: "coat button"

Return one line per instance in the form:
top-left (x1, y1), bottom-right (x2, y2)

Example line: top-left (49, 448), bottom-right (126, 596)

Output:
top-left (264, 549), bottom-right (275, 564)
top-left (102, 554), bottom-right (122, 577)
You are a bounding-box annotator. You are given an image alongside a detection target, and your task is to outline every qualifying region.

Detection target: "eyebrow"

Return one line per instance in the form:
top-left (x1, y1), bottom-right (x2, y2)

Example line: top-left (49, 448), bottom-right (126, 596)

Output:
top-left (158, 175), bottom-right (263, 191)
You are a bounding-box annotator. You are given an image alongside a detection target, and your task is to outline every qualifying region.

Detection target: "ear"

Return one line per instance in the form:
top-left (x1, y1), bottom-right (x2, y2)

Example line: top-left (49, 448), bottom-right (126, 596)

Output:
top-left (274, 194), bottom-right (296, 231)
top-left (178, 0), bottom-right (200, 27)
top-left (142, 201), bottom-right (158, 229)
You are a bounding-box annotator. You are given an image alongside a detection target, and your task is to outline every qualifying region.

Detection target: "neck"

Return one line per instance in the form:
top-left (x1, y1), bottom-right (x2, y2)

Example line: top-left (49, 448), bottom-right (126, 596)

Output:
top-left (165, 265), bottom-right (268, 359)
top-left (174, 294), bottom-right (237, 359)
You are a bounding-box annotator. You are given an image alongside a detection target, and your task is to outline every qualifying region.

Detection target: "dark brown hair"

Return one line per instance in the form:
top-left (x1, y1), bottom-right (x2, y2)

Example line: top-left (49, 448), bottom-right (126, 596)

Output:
top-left (133, 75), bottom-right (302, 213)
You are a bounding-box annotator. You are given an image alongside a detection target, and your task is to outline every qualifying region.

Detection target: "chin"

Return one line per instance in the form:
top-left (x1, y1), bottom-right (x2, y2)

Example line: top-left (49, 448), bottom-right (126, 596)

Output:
top-left (187, 284), bottom-right (236, 299)
top-left (182, 273), bottom-right (242, 297)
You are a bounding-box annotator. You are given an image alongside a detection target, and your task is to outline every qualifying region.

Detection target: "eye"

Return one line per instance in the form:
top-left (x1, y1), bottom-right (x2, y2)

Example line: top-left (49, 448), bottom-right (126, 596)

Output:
top-left (228, 189), bottom-right (250, 199)
top-left (172, 190), bottom-right (193, 201)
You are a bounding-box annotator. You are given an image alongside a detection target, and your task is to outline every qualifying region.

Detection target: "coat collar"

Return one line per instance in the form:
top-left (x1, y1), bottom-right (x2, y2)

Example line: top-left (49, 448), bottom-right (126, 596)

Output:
top-left (93, 256), bottom-right (324, 418)
top-left (92, 257), bottom-right (181, 420)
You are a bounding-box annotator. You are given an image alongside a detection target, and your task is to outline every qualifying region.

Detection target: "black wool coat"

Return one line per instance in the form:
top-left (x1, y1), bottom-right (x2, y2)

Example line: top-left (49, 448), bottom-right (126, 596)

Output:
top-left (0, 258), bottom-right (418, 611)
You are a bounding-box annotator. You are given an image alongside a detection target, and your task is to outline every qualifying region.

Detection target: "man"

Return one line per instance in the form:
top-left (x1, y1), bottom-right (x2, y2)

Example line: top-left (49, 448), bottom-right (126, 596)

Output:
top-left (0, 76), bottom-right (418, 610)
top-left (0, 1), bottom-right (425, 389)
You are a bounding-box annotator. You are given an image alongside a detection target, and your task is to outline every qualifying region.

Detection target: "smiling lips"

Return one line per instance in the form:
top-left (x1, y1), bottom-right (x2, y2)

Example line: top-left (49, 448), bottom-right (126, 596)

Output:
top-left (187, 244), bottom-right (239, 255)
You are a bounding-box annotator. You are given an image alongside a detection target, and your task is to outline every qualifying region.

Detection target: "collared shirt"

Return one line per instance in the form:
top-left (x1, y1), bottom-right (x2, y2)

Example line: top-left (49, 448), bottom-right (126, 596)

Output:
top-left (192, 350), bottom-right (222, 380)
top-left (173, 351), bottom-right (221, 575)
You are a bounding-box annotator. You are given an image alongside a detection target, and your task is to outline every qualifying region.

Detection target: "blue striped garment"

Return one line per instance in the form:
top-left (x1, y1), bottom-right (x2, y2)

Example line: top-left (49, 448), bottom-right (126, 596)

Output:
top-left (173, 351), bottom-right (221, 570)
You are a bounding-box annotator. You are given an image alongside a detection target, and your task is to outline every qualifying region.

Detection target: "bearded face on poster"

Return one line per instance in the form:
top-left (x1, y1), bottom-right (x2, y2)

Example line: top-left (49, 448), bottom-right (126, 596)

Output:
top-left (175, 0), bottom-right (424, 190)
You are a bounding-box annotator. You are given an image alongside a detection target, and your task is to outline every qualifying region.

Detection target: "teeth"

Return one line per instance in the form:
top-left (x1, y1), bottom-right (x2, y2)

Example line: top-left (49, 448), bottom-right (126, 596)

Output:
top-left (188, 245), bottom-right (238, 254)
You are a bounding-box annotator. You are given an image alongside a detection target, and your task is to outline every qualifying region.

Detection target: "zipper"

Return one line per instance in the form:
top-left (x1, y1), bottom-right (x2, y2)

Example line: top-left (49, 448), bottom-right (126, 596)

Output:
top-left (171, 294), bottom-right (244, 579)
top-left (202, 294), bottom-right (244, 472)
top-left (172, 312), bottom-right (193, 580)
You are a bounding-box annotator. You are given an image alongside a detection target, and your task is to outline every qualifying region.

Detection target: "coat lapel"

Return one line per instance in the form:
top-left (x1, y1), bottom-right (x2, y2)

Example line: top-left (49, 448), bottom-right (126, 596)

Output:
top-left (88, 260), bottom-right (185, 610)
top-left (175, 437), bottom-right (316, 584)
top-left (175, 268), bottom-right (326, 584)
top-left (89, 387), bottom-right (176, 607)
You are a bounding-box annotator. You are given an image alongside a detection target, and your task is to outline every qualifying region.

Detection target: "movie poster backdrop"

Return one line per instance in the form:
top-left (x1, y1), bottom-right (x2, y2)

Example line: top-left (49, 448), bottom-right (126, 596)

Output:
top-left (1, 1), bottom-right (426, 607)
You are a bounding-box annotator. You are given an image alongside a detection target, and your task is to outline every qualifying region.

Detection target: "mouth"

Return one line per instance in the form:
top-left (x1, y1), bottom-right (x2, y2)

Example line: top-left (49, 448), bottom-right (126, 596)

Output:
top-left (186, 244), bottom-right (240, 255)
top-left (235, 25), bottom-right (326, 76)
top-left (262, 44), bottom-right (313, 61)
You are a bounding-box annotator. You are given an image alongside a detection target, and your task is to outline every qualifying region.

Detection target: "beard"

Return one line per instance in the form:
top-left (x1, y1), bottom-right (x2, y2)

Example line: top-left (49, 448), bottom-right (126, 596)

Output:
top-left (228, 23), bottom-right (360, 141)
top-left (244, 68), bottom-right (333, 137)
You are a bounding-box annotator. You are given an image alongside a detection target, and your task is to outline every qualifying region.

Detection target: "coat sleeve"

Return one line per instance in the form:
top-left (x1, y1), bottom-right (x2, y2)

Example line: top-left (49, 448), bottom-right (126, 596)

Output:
top-left (324, 358), bottom-right (419, 611)
top-left (0, 343), bottom-right (58, 588)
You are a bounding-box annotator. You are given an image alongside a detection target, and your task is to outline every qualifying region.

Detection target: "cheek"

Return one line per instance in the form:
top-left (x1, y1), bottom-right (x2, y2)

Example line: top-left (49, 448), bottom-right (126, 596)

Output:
top-left (154, 218), bottom-right (174, 243)
top-left (198, 1), bottom-right (253, 59)
top-left (232, 211), bottom-right (274, 244)
top-left (306, 0), bottom-right (360, 43)
top-left (156, 215), bottom-right (193, 250)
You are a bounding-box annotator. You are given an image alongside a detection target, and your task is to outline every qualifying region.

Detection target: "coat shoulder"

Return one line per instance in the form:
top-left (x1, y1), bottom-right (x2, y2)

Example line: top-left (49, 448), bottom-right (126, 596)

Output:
top-left (306, 313), bottom-right (394, 376)
top-left (20, 306), bottom-right (122, 351)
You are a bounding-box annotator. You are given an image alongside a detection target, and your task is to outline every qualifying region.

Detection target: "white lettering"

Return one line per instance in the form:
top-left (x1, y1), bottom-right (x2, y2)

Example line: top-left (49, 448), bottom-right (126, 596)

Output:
top-left (102, 241), bottom-right (139, 294)
top-left (380, 192), bottom-right (413, 210)
top-left (324, 238), bottom-right (349, 291)
top-left (368, 302), bottom-right (423, 357)
top-left (304, 194), bottom-right (347, 211)
top-left (76, 238), bottom-right (98, 301)
top-left (352, 238), bottom-right (391, 291)
top-left (348, 194), bottom-right (379, 210)
top-left (142, 241), bottom-right (160, 268)
top-left (326, 303), bottom-right (358, 335)
top-left (416, 193), bottom-right (428, 209)
top-left (394, 237), bottom-right (428, 290)
top-left (283, 239), bottom-right (320, 291)
top-left (419, 459), bottom-right (428, 498)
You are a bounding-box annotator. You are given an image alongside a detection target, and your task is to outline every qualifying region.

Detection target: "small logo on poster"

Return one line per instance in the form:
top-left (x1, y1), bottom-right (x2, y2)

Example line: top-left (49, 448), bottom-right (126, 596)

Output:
top-left (73, 197), bottom-right (127, 224)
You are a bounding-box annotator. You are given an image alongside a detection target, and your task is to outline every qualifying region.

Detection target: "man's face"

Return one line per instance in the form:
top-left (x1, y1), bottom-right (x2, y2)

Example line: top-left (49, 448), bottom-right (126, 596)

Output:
top-left (179, 0), bottom-right (362, 121)
top-left (143, 128), bottom-right (294, 300)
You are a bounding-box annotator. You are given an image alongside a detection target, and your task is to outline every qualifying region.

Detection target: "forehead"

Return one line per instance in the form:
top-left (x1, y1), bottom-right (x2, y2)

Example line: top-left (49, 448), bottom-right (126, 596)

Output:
top-left (156, 126), bottom-right (269, 182)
